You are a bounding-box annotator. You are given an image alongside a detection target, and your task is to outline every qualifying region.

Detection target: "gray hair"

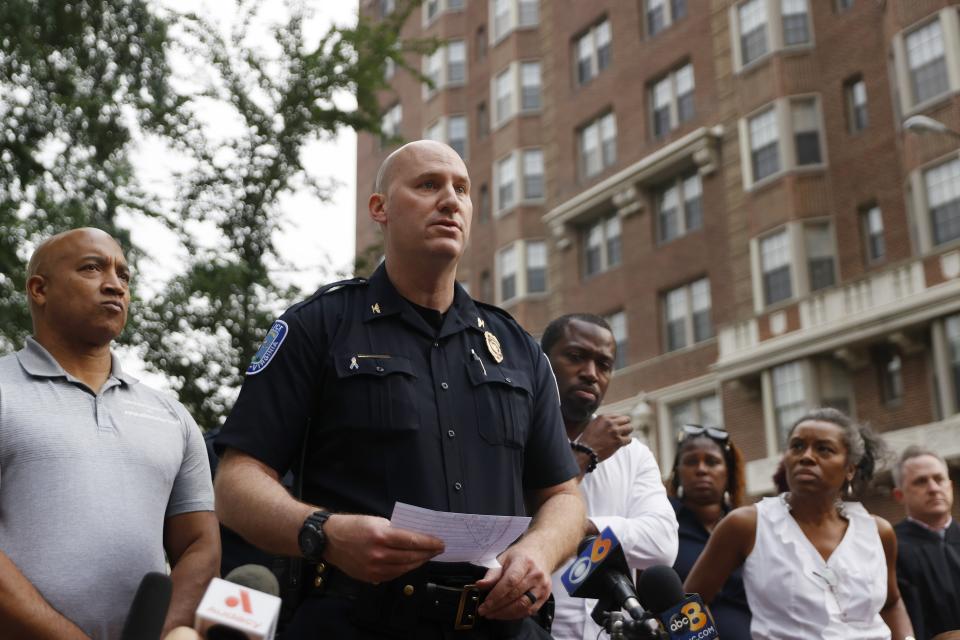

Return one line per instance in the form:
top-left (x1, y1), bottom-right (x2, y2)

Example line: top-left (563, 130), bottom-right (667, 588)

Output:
top-left (892, 445), bottom-right (948, 488)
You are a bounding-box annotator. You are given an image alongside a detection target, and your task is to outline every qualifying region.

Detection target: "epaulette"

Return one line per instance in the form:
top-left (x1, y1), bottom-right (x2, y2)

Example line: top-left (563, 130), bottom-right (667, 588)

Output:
top-left (288, 277), bottom-right (368, 314)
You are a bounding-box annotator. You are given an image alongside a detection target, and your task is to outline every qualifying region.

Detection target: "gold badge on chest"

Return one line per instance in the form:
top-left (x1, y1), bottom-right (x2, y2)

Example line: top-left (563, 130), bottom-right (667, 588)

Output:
top-left (484, 330), bottom-right (504, 363)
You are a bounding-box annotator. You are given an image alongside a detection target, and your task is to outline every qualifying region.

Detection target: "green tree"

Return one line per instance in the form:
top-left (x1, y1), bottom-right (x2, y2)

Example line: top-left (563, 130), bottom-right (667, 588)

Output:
top-left (0, 0), bottom-right (180, 351)
top-left (131, 1), bottom-right (430, 428)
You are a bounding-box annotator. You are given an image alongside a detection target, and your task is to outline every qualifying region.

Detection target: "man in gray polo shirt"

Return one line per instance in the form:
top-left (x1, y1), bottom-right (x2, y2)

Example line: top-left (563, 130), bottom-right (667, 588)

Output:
top-left (0, 228), bottom-right (219, 639)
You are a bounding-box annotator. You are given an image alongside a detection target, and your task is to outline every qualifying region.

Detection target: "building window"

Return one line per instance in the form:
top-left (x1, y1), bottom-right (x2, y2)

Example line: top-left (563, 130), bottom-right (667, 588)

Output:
top-left (792, 98), bottom-right (821, 165)
top-left (425, 0), bottom-right (440, 22)
top-left (670, 394), bottom-right (720, 433)
top-left (805, 222), bottom-right (835, 292)
top-left (447, 41), bottom-right (466, 84)
top-left (664, 278), bottom-right (712, 352)
top-left (496, 154), bottom-right (516, 213)
top-left (423, 40), bottom-right (466, 97)
top-left (656, 172), bottom-right (702, 243)
top-left (448, 115), bottom-right (467, 159)
top-left (526, 240), bottom-right (547, 294)
top-left (906, 20), bottom-right (949, 106)
top-left (522, 149), bottom-right (544, 200)
top-left (924, 157), bottom-right (960, 246)
top-left (583, 213), bottom-right (621, 277)
top-left (520, 61), bottom-right (541, 111)
top-left (424, 120), bottom-right (442, 142)
top-left (606, 310), bottom-right (629, 370)
top-left (845, 77), bottom-right (868, 133)
top-left (646, 0), bottom-right (687, 37)
top-left (781, 0), bottom-right (810, 46)
top-left (738, 0), bottom-right (769, 66)
top-left (947, 314), bottom-right (960, 411)
top-left (772, 361), bottom-right (808, 445)
top-left (494, 68), bottom-right (513, 125)
top-left (491, 0), bottom-right (538, 43)
top-left (749, 107), bottom-right (780, 182)
top-left (760, 229), bottom-right (792, 306)
top-left (575, 19), bottom-right (612, 86)
top-left (650, 63), bottom-right (695, 138)
top-left (380, 0), bottom-right (396, 17)
top-left (579, 112), bottom-right (617, 179)
top-left (835, 0), bottom-right (852, 12)
top-left (381, 103), bottom-right (402, 140)
top-left (860, 204), bottom-right (885, 263)
top-left (498, 244), bottom-right (517, 302)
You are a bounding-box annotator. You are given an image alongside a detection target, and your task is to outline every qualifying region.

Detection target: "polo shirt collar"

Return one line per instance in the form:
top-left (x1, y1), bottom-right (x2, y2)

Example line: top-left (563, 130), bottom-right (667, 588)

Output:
top-left (363, 263), bottom-right (486, 340)
top-left (18, 337), bottom-right (138, 386)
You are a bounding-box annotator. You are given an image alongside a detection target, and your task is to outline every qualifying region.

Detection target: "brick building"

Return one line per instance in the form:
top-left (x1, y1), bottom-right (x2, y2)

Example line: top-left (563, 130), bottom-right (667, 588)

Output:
top-left (354, 0), bottom-right (960, 518)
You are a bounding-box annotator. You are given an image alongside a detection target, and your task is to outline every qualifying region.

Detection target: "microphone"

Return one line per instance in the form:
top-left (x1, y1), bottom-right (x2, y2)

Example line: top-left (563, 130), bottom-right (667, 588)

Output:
top-left (636, 565), bottom-right (719, 640)
top-left (121, 572), bottom-right (173, 640)
top-left (561, 528), bottom-right (646, 623)
top-left (194, 565), bottom-right (282, 640)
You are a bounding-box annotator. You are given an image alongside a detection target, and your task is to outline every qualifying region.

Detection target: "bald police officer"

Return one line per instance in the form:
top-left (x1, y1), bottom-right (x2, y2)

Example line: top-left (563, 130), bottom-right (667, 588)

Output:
top-left (214, 141), bottom-right (586, 639)
top-left (0, 228), bottom-right (219, 639)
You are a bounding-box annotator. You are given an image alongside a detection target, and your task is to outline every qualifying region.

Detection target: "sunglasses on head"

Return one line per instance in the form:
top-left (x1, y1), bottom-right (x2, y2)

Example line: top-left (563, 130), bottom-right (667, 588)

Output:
top-left (678, 424), bottom-right (730, 443)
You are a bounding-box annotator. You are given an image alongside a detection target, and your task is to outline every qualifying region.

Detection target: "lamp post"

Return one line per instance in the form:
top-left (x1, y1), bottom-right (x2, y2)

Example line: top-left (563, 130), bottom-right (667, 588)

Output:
top-left (903, 114), bottom-right (960, 140)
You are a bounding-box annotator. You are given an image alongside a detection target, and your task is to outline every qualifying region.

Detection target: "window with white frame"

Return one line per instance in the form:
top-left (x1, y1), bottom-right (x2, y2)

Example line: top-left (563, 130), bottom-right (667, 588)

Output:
top-left (669, 394), bottom-right (720, 434)
top-left (947, 314), bottom-right (960, 411)
top-left (845, 77), bottom-right (868, 133)
top-left (526, 240), bottom-right (547, 294)
top-left (491, 0), bottom-right (538, 43)
top-left (424, 49), bottom-right (443, 95)
top-left (494, 67), bottom-right (513, 125)
top-left (772, 360), bottom-right (808, 445)
top-left (781, 0), bottom-right (810, 46)
top-left (664, 278), bottom-right (712, 352)
top-left (381, 103), bottom-right (402, 139)
top-left (423, 40), bottom-right (466, 97)
top-left (650, 63), bottom-right (695, 138)
top-left (423, 0), bottom-right (465, 25)
top-left (448, 115), bottom-right (467, 159)
top-left (805, 222), bottom-right (835, 292)
top-left (575, 19), bottom-right (612, 86)
top-left (520, 61), bottom-right (541, 111)
top-left (743, 97), bottom-right (824, 186)
top-left (583, 213), bottom-right (622, 278)
top-left (495, 148), bottom-right (543, 215)
top-left (738, 0), bottom-right (769, 66)
top-left (749, 107), bottom-right (780, 182)
top-left (760, 229), bottom-right (792, 305)
top-left (579, 112), bottom-right (617, 179)
top-left (906, 20), bottom-right (949, 106)
top-left (924, 156), bottom-right (960, 246)
top-left (447, 41), bottom-right (466, 84)
top-left (498, 244), bottom-right (517, 302)
top-left (647, 0), bottom-right (687, 37)
top-left (860, 204), bottom-right (885, 263)
top-left (656, 172), bottom-right (703, 243)
top-left (606, 310), bottom-right (629, 370)
top-left (497, 239), bottom-right (547, 303)
top-left (424, 120), bottom-right (443, 142)
top-left (522, 149), bottom-right (544, 200)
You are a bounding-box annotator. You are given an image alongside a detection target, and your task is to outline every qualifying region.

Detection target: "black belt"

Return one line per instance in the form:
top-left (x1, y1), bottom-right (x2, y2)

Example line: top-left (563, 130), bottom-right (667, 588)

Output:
top-left (308, 561), bottom-right (493, 632)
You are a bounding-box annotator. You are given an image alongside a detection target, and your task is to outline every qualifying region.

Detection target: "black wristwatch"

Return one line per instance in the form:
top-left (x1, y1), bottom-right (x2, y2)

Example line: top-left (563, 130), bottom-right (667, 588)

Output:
top-left (298, 510), bottom-right (332, 562)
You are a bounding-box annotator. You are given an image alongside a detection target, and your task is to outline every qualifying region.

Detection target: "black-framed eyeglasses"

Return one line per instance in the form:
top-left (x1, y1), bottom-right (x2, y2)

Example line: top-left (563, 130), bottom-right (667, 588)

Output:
top-left (678, 424), bottom-right (730, 443)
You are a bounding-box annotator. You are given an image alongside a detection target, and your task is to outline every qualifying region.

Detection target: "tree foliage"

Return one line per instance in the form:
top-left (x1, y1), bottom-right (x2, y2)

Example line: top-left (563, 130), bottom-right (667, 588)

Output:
top-left (1, 0), bottom-right (431, 428)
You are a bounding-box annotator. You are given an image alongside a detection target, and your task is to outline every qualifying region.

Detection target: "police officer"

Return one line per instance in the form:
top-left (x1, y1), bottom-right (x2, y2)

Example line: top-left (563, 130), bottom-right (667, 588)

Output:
top-left (214, 140), bottom-right (585, 639)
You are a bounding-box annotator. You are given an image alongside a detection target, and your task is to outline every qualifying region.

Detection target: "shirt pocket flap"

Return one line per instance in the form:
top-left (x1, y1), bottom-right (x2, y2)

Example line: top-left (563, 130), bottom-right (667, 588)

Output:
top-left (464, 363), bottom-right (533, 396)
top-left (334, 353), bottom-right (417, 379)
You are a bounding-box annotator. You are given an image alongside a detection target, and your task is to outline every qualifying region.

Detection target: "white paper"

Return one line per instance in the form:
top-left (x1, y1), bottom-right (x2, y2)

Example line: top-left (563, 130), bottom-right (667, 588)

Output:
top-left (389, 502), bottom-right (532, 567)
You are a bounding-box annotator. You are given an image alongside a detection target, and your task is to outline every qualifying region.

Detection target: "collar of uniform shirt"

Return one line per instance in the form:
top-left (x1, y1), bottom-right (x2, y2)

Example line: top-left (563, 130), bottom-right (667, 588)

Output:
top-left (907, 516), bottom-right (953, 538)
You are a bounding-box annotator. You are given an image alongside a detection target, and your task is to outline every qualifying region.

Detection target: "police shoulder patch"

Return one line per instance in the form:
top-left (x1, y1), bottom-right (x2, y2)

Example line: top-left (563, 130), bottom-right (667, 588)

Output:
top-left (247, 319), bottom-right (289, 375)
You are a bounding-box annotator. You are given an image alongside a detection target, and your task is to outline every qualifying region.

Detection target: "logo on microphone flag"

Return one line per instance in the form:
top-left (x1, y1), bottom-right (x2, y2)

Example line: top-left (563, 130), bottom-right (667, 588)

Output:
top-left (561, 527), bottom-right (620, 593)
top-left (225, 588), bottom-right (253, 614)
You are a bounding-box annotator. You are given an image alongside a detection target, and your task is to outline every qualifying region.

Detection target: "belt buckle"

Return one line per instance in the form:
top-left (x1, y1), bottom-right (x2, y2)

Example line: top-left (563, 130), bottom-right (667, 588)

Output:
top-left (454, 583), bottom-right (481, 630)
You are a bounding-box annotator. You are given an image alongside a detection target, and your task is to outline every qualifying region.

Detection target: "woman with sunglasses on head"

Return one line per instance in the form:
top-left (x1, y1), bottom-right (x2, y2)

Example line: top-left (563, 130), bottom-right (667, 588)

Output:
top-left (684, 408), bottom-right (914, 640)
top-left (668, 424), bottom-right (751, 640)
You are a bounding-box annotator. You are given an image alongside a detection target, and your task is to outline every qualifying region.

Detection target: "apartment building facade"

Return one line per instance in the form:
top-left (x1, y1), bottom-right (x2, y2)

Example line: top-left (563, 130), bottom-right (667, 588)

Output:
top-left (355, 0), bottom-right (960, 517)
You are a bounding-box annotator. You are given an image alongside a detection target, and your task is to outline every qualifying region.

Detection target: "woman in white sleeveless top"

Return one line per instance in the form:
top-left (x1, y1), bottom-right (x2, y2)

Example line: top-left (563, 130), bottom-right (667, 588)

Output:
top-left (684, 408), bottom-right (914, 640)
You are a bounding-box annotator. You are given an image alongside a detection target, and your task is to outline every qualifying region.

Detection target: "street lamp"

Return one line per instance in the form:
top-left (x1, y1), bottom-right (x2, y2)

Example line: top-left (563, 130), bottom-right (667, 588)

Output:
top-left (903, 114), bottom-right (960, 139)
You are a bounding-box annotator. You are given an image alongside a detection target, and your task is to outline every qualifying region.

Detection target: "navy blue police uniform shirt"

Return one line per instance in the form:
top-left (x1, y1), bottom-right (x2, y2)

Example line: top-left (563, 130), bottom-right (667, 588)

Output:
top-left (216, 263), bottom-right (578, 519)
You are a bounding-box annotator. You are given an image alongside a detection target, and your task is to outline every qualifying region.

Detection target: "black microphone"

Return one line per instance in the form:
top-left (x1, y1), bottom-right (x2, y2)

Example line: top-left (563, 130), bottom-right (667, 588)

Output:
top-left (561, 528), bottom-right (646, 623)
top-left (636, 565), bottom-right (719, 640)
top-left (194, 564), bottom-right (282, 639)
top-left (120, 572), bottom-right (173, 640)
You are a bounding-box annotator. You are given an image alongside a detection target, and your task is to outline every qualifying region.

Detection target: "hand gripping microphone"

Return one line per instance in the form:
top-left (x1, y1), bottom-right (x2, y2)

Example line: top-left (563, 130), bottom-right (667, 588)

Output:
top-left (636, 565), bottom-right (719, 640)
top-left (194, 564), bottom-right (282, 640)
top-left (120, 572), bottom-right (173, 640)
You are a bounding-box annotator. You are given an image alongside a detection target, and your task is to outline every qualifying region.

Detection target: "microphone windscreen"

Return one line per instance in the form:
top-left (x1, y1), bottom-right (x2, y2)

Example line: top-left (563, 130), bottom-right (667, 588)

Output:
top-left (636, 565), bottom-right (686, 614)
top-left (121, 572), bottom-right (173, 640)
top-left (223, 564), bottom-right (280, 597)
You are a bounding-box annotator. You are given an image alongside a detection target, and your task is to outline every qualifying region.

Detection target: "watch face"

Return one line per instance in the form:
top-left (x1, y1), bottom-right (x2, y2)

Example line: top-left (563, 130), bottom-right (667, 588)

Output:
top-left (300, 531), bottom-right (316, 554)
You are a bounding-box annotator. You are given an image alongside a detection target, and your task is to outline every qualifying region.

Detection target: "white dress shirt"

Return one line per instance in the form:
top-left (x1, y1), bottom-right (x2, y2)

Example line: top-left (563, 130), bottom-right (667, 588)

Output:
top-left (550, 438), bottom-right (679, 640)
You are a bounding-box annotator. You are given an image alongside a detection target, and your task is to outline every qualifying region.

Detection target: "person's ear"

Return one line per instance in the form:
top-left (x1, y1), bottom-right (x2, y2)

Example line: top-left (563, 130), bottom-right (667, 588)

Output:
top-left (26, 274), bottom-right (48, 308)
top-left (369, 192), bottom-right (387, 224)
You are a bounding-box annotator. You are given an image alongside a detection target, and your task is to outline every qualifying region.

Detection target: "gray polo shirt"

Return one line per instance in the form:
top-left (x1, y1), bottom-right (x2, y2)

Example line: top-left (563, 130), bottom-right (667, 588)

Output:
top-left (0, 338), bottom-right (214, 639)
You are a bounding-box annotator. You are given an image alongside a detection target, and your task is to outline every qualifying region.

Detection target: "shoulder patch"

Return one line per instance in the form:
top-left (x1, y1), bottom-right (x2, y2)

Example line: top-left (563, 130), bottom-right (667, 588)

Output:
top-left (247, 320), bottom-right (289, 375)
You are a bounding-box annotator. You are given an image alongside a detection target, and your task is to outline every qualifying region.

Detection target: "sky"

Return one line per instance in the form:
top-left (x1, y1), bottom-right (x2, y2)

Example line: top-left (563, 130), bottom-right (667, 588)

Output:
top-left (120, 0), bottom-right (361, 388)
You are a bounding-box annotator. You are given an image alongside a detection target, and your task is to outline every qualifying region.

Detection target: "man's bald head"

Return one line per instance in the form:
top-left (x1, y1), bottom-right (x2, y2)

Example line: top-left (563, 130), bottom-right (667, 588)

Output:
top-left (27, 228), bottom-right (123, 282)
top-left (373, 140), bottom-right (463, 197)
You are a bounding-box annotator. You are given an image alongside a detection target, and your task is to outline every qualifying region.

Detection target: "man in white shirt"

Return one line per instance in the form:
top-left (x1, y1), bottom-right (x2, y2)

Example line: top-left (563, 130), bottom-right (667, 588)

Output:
top-left (542, 314), bottom-right (678, 640)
